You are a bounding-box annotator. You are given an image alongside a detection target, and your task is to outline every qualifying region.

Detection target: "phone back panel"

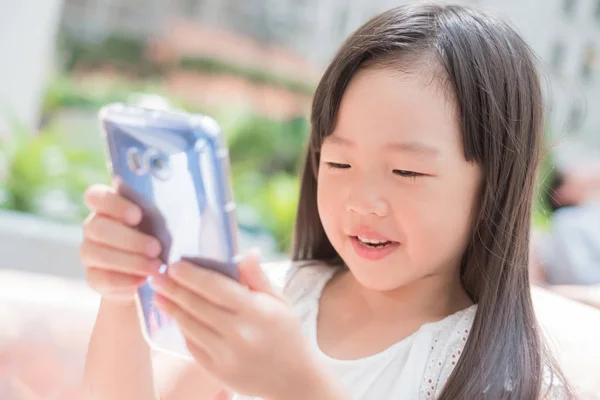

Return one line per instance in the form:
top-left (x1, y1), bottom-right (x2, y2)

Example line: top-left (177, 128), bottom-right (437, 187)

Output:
top-left (99, 103), bottom-right (239, 357)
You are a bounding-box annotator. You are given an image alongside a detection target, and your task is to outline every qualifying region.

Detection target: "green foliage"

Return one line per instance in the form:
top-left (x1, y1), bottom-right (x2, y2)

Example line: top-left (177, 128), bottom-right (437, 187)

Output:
top-left (0, 117), bottom-right (110, 222)
top-left (42, 74), bottom-right (206, 119)
top-left (227, 114), bottom-right (308, 175)
top-left (42, 75), bottom-right (132, 116)
top-left (531, 132), bottom-right (560, 231)
top-left (226, 113), bottom-right (308, 251)
top-left (60, 32), bottom-right (163, 77)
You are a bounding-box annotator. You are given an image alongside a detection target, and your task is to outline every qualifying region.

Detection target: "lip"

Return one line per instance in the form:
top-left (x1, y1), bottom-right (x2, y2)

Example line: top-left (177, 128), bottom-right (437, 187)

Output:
top-left (347, 226), bottom-right (400, 261)
top-left (348, 228), bottom-right (394, 242)
top-left (350, 236), bottom-right (400, 261)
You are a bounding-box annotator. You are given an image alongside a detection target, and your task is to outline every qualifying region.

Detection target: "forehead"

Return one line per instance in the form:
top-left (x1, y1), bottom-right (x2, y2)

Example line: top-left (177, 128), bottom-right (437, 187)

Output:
top-left (330, 68), bottom-right (461, 154)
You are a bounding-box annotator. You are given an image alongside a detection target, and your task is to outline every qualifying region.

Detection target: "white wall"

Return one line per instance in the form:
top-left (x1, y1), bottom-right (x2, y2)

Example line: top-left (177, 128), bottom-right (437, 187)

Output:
top-left (0, 0), bottom-right (63, 133)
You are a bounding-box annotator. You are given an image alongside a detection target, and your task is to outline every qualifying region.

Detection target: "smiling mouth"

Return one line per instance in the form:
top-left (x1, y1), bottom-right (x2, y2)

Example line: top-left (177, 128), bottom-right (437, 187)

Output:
top-left (353, 236), bottom-right (396, 248)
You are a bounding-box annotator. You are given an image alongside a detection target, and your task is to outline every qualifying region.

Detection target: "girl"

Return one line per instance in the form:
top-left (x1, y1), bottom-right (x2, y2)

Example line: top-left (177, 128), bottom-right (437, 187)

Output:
top-left (81, 3), bottom-right (572, 399)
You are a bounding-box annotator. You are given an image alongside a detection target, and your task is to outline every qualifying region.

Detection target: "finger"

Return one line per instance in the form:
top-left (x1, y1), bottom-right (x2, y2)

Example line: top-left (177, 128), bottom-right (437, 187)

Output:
top-left (238, 248), bottom-right (261, 289)
top-left (238, 248), bottom-right (277, 296)
top-left (154, 294), bottom-right (224, 362)
top-left (167, 262), bottom-right (249, 312)
top-left (151, 274), bottom-right (234, 336)
top-left (80, 240), bottom-right (162, 276)
top-left (84, 184), bottom-right (142, 226)
top-left (185, 339), bottom-right (214, 372)
top-left (83, 215), bottom-right (162, 258)
top-left (86, 267), bottom-right (147, 296)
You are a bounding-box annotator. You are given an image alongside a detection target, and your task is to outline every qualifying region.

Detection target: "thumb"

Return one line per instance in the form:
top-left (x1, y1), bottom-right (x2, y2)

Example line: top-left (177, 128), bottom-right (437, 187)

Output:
top-left (238, 248), bottom-right (277, 296)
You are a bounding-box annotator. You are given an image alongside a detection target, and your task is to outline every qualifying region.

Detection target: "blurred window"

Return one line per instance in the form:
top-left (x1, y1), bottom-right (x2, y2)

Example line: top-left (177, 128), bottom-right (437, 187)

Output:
top-left (563, 0), bottom-right (577, 18)
top-left (551, 40), bottom-right (567, 71)
top-left (582, 44), bottom-right (597, 82)
top-left (336, 6), bottom-right (350, 38)
top-left (181, 0), bottom-right (200, 15)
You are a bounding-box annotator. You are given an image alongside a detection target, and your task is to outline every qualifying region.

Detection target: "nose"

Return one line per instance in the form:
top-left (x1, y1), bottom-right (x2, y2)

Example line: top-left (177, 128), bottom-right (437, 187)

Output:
top-left (346, 180), bottom-right (388, 217)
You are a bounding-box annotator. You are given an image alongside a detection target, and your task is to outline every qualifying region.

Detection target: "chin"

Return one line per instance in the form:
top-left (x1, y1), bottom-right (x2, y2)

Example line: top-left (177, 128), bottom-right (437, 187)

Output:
top-left (342, 255), bottom-right (413, 292)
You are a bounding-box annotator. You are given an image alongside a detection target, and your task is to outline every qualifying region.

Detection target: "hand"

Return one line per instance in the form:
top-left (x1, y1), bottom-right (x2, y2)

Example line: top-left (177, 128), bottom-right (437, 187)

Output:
top-left (80, 184), bottom-right (163, 303)
top-left (151, 250), bottom-right (342, 399)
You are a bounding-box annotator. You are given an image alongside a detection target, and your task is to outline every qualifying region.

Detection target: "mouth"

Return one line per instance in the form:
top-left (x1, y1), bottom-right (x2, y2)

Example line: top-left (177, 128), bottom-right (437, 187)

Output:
top-left (353, 235), bottom-right (396, 248)
top-left (348, 231), bottom-right (400, 261)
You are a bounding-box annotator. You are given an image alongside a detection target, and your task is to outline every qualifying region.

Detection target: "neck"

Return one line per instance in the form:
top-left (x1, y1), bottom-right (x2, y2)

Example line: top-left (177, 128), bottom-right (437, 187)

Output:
top-left (337, 268), bottom-right (473, 323)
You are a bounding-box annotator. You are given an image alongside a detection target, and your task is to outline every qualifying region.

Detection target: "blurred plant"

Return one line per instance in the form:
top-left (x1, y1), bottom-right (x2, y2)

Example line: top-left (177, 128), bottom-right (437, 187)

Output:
top-left (259, 173), bottom-right (300, 252)
top-left (226, 112), bottom-right (308, 251)
top-left (533, 153), bottom-right (555, 230)
top-left (43, 75), bottom-right (127, 116)
top-left (0, 116), bottom-right (109, 222)
top-left (227, 113), bottom-right (308, 175)
top-left (531, 131), bottom-right (560, 231)
top-left (59, 31), bottom-right (163, 77)
top-left (42, 75), bottom-right (170, 117)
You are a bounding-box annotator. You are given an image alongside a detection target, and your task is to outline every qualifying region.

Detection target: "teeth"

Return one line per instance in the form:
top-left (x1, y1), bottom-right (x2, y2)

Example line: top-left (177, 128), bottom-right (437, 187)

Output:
top-left (357, 236), bottom-right (388, 244)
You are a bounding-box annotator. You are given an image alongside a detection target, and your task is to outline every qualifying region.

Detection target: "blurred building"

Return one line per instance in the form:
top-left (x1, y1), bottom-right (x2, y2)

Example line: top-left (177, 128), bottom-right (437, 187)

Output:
top-left (471, 0), bottom-right (600, 150)
top-left (59, 0), bottom-right (168, 41)
top-left (58, 0), bottom-right (600, 143)
top-left (303, 0), bottom-right (599, 146)
top-left (0, 0), bottom-right (64, 133)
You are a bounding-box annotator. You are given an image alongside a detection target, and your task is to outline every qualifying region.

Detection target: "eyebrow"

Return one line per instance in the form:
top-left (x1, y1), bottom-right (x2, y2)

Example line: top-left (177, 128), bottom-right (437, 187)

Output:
top-left (325, 134), bottom-right (439, 156)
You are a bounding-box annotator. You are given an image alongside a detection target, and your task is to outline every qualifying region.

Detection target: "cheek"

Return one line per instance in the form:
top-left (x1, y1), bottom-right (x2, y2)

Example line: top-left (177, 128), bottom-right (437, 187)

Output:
top-left (317, 173), bottom-right (345, 238)
top-left (399, 171), bottom-right (481, 268)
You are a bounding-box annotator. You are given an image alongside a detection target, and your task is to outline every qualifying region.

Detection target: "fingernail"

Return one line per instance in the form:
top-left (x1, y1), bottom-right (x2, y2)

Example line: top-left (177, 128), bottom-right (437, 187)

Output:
top-left (125, 208), bottom-right (141, 225)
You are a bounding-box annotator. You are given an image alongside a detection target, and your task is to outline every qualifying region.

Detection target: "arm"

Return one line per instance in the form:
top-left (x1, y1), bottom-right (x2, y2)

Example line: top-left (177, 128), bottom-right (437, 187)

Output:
top-left (83, 298), bottom-right (225, 400)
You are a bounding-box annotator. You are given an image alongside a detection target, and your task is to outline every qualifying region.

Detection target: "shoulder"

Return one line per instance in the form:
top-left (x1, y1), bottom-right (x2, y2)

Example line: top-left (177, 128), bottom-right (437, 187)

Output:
top-left (419, 305), bottom-right (478, 399)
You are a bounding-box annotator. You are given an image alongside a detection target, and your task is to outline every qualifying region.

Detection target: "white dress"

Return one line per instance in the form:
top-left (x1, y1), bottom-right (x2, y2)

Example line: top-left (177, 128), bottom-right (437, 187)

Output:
top-left (232, 260), bottom-right (478, 400)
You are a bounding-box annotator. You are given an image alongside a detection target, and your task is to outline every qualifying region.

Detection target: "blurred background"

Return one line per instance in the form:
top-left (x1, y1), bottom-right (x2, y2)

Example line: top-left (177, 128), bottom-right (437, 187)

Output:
top-left (0, 0), bottom-right (599, 399)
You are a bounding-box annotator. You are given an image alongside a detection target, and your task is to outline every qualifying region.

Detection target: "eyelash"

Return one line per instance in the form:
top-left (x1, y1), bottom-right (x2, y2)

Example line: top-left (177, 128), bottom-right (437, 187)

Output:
top-left (325, 162), bottom-right (350, 169)
top-left (324, 162), bottom-right (422, 179)
top-left (393, 170), bottom-right (421, 179)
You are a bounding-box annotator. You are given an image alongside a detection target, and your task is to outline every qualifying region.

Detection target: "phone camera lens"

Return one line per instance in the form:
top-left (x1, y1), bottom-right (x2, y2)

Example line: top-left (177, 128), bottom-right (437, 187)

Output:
top-left (126, 148), bottom-right (144, 175)
top-left (145, 149), bottom-right (171, 181)
top-left (151, 157), bottom-right (164, 170)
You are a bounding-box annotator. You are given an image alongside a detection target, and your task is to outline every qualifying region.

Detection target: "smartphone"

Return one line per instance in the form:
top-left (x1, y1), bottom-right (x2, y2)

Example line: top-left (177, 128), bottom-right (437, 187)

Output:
top-left (98, 102), bottom-right (240, 358)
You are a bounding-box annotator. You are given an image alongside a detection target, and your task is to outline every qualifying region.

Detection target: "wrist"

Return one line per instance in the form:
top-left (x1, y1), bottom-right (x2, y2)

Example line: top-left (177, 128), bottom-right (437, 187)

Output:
top-left (100, 294), bottom-right (138, 309)
top-left (273, 361), bottom-right (349, 400)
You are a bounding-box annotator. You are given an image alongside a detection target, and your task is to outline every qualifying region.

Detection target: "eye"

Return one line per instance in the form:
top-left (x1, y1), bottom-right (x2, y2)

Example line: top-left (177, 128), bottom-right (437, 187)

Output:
top-left (393, 169), bottom-right (422, 178)
top-left (325, 162), bottom-right (351, 169)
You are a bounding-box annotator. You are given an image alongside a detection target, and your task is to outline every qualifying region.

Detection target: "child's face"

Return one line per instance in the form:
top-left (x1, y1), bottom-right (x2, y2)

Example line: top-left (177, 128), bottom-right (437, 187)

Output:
top-left (317, 67), bottom-right (482, 292)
